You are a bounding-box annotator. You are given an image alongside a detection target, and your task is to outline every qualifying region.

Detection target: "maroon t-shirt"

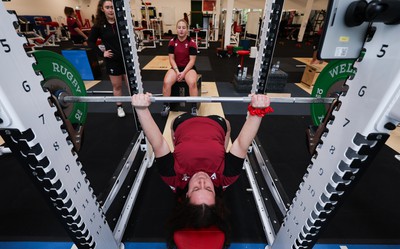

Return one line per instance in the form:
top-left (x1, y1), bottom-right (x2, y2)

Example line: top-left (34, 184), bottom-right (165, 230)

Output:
top-left (67, 16), bottom-right (80, 36)
top-left (168, 36), bottom-right (197, 67)
top-left (155, 117), bottom-right (244, 192)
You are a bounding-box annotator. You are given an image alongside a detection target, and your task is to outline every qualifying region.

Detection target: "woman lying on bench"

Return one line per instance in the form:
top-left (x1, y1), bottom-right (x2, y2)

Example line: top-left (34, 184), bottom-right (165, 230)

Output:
top-left (131, 93), bottom-right (273, 248)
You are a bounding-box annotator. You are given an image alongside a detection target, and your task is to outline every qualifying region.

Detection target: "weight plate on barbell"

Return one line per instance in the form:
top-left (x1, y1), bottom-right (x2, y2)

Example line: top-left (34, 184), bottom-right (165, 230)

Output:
top-left (310, 60), bottom-right (356, 125)
top-left (32, 50), bottom-right (87, 125)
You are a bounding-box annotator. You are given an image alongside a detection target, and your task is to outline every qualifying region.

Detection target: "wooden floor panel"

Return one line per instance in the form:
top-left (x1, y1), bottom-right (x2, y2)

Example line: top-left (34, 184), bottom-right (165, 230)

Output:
top-left (387, 127), bottom-right (400, 154)
top-left (295, 82), bottom-right (313, 94)
top-left (293, 57), bottom-right (328, 68)
top-left (143, 56), bottom-right (170, 70)
top-left (84, 80), bottom-right (101, 90)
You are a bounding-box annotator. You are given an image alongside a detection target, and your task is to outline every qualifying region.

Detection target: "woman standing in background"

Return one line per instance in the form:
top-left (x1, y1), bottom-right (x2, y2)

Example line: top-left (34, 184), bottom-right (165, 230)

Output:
top-left (87, 0), bottom-right (128, 118)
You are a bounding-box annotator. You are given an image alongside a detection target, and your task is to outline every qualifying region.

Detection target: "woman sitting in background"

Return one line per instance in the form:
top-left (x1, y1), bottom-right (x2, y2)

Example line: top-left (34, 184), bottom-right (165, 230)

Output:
top-left (64, 6), bottom-right (88, 45)
top-left (161, 19), bottom-right (198, 117)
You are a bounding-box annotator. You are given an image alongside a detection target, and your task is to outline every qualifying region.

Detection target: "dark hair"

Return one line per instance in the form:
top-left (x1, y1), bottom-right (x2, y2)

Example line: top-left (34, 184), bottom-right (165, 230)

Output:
top-left (64, 6), bottom-right (74, 17)
top-left (166, 188), bottom-right (231, 249)
top-left (93, 0), bottom-right (111, 27)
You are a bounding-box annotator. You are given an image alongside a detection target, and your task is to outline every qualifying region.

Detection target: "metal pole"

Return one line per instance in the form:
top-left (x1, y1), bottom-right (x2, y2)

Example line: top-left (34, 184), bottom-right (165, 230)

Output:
top-left (62, 95), bottom-right (335, 104)
top-left (86, 90), bottom-right (114, 94)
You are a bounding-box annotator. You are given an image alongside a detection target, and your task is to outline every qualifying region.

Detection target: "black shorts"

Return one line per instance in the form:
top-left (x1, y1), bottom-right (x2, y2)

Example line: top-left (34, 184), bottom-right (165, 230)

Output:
top-left (177, 65), bottom-right (197, 73)
top-left (105, 58), bottom-right (126, 75)
top-left (312, 35), bottom-right (321, 51)
top-left (172, 113), bottom-right (227, 133)
top-left (70, 35), bottom-right (85, 45)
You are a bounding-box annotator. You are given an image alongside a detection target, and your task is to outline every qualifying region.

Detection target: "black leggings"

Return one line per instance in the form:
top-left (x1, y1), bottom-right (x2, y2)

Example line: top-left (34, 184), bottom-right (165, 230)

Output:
top-left (172, 113), bottom-right (227, 133)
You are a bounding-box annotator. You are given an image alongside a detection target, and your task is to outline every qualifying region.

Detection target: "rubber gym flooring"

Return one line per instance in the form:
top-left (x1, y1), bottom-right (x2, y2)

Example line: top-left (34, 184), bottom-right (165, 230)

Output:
top-left (0, 38), bottom-right (400, 248)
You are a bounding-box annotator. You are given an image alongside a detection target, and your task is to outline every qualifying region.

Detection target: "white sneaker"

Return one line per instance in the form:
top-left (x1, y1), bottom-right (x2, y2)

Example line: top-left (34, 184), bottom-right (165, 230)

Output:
top-left (161, 105), bottom-right (170, 117)
top-left (117, 106), bottom-right (125, 118)
top-left (191, 106), bottom-right (198, 116)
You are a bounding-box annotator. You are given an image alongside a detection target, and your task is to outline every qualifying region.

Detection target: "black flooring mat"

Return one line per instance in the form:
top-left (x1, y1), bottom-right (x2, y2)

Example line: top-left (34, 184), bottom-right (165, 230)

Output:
top-left (195, 56), bottom-right (213, 71)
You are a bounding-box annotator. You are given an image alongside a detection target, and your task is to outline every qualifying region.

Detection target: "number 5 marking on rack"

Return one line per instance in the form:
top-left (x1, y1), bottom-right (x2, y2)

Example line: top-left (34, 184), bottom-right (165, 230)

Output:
top-left (377, 44), bottom-right (388, 58)
top-left (0, 38), bottom-right (11, 53)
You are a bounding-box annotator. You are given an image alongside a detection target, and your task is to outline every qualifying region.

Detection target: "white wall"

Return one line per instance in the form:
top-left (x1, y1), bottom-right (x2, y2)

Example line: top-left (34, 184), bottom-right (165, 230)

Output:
top-left (217, 0), bottom-right (328, 34)
top-left (3, 0), bottom-right (95, 23)
top-left (3, 0), bottom-right (328, 30)
top-left (229, 0), bottom-right (264, 10)
top-left (3, 0), bottom-right (190, 34)
top-left (141, 0), bottom-right (191, 34)
top-left (284, 0), bottom-right (328, 12)
top-left (220, 0), bottom-right (328, 12)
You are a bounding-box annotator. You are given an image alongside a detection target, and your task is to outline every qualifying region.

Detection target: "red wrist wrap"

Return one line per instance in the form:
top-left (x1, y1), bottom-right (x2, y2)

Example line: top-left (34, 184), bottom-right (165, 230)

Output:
top-left (247, 104), bottom-right (274, 117)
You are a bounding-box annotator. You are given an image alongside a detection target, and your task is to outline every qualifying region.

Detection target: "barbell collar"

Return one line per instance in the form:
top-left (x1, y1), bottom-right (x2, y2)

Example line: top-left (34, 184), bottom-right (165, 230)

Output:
top-left (61, 96), bottom-right (335, 104)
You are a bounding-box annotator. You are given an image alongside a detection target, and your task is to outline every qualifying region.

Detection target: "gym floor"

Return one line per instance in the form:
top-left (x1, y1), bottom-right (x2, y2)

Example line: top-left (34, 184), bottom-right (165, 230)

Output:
top-left (0, 37), bottom-right (400, 249)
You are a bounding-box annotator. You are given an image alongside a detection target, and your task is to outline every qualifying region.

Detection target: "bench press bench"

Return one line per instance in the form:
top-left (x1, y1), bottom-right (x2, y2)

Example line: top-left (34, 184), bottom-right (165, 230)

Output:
top-left (170, 74), bottom-right (202, 112)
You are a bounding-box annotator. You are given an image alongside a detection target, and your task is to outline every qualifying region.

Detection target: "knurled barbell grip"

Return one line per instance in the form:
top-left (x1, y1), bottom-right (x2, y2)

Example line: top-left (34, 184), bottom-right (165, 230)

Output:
top-left (150, 96), bottom-right (252, 103)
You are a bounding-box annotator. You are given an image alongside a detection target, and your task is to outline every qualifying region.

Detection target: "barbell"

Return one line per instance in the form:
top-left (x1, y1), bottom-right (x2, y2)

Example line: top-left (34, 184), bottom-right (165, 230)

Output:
top-left (31, 51), bottom-right (340, 153)
top-left (61, 95), bottom-right (336, 104)
top-left (33, 50), bottom-right (336, 116)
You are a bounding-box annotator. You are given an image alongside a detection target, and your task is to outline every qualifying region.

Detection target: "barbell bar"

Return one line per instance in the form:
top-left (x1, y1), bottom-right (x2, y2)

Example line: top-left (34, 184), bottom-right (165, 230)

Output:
top-left (86, 91), bottom-right (210, 95)
top-left (61, 95), bottom-right (336, 104)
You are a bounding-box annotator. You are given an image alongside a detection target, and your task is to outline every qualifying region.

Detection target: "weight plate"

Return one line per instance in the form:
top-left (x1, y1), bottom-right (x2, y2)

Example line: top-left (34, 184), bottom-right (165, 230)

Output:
top-left (310, 60), bottom-right (355, 125)
top-left (32, 50), bottom-right (87, 125)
